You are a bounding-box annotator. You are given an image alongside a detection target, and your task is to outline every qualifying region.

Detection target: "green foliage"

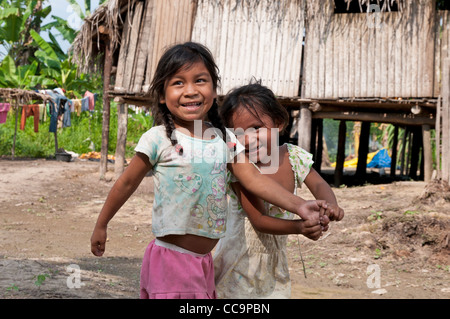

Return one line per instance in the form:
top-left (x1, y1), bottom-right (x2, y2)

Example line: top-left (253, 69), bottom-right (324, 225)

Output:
top-left (0, 0), bottom-right (51, 62)
top-left (0, 55), bottom-right (44, 88)
top-left (0, 103), bottom-right (154, 158)
top-left (34, 273), bottom-right (50, 287)
top-left (0, 0), bottom-right (154, 159)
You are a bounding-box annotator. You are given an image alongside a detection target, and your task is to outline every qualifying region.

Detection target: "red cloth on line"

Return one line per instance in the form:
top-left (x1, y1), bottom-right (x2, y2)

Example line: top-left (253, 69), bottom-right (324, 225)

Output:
top-left (20, 104), bottom-right (40, 133)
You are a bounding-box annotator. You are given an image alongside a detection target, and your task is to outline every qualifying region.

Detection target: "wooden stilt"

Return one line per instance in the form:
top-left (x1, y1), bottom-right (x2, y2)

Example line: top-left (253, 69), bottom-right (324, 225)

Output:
top-left (442, 59), bottom-right (450, 183)
top-left (115, 103), bottom-right (128, 179)
top-left (298, 105), bottom-right (312, 152)
top-left (100, 36), bottom-right (113, 179)
top-left (315, 119), bottom-right (323, 173)
top-left (422, 124), bottom-right (432, 182)
top-left (334, 120), bottom-right (346, 186)
top-left (390, 125), bottom-right (399, 178)
top-left (400, 127), bottom-right (408, 176)
top-left (356, 121), bottom-right (370, 179)
top-left (409, 127), bottom-right (422, 180)
top-left (436, 97), bottom-right (441, 180)
top-left (406, 129), bottom-right (413, 176)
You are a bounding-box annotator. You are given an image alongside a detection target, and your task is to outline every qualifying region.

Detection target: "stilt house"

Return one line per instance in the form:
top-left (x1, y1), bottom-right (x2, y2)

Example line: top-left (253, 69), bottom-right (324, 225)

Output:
top-left (72, 0), bottom-right (450, 185)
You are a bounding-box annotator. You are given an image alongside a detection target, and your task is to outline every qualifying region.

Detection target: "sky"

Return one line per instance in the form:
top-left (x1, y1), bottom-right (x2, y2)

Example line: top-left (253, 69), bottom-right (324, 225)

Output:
top-left (43, 0), bottom-right (101, 53)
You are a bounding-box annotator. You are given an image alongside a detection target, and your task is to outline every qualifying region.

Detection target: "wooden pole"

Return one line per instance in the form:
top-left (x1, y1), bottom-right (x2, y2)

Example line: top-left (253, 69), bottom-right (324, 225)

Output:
top-left (443, 60), bottom-right (450, 183)
top-left (315, 119), bottom-right (323, 173)
top-left (12, 98), bottom-right (19, 160)
top-left (422, 124), bottom-right (432, 182)
top-left (436, 96), bottom-right (441, 179)
top-left (409, 127), bottom-right (421, 180)
top-left (390, 125), bottom-right (399, 178)
top-left (334, 120), bottom-right (346, 186)
top-left (356, 121), bottom-right (370, 178)
top-left (54, 131), bottom-right (58, 154)
top-left (100, 36), bottom-right (113, 179)
top-left (115, 103), bottom-right (128, 179)
top-left (406, 129), bottom-right (413, 176)
top-left (400, 127), bottom-right (408, 176)
top-left (298, 104), bottom-right (312, 152)
top-left (310, 119), bottom-right (317, 161)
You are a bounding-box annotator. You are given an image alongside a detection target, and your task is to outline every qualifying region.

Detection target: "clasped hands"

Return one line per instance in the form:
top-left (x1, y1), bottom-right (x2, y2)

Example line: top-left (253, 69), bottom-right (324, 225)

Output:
top-left (296, 200), bottom-right (344, 241)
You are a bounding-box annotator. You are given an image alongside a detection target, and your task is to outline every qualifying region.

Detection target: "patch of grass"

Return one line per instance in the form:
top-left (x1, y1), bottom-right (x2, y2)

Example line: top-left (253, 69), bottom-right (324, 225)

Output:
top-left (0, 102), bottom-right (153, 158)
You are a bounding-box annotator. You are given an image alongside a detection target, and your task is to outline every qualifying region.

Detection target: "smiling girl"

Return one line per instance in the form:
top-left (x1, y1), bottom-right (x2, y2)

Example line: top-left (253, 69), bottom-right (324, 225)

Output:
top-left (214, 83), bottom-right (344, 299)
top-left (90, 43), bottom-right (327, 299)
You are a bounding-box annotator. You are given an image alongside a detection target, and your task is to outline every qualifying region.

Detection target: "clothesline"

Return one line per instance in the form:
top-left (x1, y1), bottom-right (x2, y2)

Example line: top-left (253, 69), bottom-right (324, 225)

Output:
top-left (0, 88), bottom-right (98, 133)
top-left (0, 88), bottom-right (52, 159)
top-left (0, 88), bottom-right (51, 102)
top-left (0, 87), bottom-right (98, 159)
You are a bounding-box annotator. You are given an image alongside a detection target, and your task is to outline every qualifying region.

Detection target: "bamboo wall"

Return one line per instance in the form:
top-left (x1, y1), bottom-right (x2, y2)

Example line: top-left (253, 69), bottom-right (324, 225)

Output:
top-left (114, 0), bottom-right (195, 94)
top-left (191, 0), bottom-right (305, 97)
top-left (111, 0), bottom-right (448, 100)
top-left (302, 0), bottom-right (436, 99)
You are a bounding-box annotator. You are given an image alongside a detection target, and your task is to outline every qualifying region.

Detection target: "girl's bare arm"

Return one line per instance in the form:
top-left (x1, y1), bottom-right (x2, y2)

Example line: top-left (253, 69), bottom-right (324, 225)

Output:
top-left (231, 182), bottom-right (324, 240)
top-left (91, 152), bottom-right (152, 256)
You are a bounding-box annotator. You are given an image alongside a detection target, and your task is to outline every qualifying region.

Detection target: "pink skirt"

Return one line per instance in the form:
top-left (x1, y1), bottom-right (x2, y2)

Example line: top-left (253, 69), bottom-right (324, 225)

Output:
top-left (140, 239), bottom-right (216, 299)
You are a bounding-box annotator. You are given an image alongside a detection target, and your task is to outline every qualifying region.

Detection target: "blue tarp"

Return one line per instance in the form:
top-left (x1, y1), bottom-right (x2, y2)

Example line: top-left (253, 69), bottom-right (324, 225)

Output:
top-left (367, 149), bottom-right (391, 168)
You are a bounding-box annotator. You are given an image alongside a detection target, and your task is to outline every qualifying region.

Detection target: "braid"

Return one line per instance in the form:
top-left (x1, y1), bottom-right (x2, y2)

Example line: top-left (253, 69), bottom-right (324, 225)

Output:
top-left (208, 99), bottom-right (227, 142)
top-left (160, 104), bottom-right (183, 155)
top-left (208, 99), bottom-right (237, 152)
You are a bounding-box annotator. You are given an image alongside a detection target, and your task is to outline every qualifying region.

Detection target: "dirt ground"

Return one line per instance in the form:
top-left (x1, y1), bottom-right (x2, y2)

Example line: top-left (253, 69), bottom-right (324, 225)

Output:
top-left (0, 158), bottom-right (448, 299)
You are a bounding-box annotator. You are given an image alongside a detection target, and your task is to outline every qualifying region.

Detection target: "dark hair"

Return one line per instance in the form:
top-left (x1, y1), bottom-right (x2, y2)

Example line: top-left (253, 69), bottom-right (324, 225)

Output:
top-left (149, 42), bottom-right (226, 153)
top-left (220, 82), bottom-right (289, 132)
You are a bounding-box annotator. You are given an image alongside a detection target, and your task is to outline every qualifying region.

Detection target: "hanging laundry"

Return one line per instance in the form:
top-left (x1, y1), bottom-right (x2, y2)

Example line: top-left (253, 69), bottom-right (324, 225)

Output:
top-left (0, 103), bottom-right (11, 124)
top-left (53, 88), bottom-right (65, 96)
top-left (81, 96), bottom-right (90, 112)
top-left (20, 104), bottom-right (40, 132)
top-left (71, 99), bottom-right (82, 116)
top-left (63, 99), bottom-right (72, 127)
top-left (38, 104), bottom-right (47, 122)
top-left (47, 91), bottom-right (67, 133)
top-left (84, 91), bottom-right (98, 111)
top-left (69, 100), bottom-right (75, 113)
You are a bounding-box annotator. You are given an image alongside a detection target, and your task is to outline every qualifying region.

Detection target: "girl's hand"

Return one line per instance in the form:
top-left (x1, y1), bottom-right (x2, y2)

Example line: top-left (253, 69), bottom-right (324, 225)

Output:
top-left (296, 200), bottom-right (326, 221)
top-left (91, 226), bottom-right (107, 257)
top-left (323, 204), bottom-right (345, 221)
top-left (297, 218), bottom-right (323, 241)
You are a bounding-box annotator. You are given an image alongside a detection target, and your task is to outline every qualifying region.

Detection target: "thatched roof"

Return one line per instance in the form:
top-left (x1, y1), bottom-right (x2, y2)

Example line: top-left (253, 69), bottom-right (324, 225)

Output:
top-left (71, 0), bottom-right (126, 72)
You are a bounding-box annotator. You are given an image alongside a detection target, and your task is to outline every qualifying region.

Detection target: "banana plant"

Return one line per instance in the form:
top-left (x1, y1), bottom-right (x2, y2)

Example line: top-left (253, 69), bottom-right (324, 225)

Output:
top-left (0, 54), bottom-right (50, 88)
top-left (30, 29), bottom-right (87, 92)
top-left (0, 0), bottom-right (51, 64)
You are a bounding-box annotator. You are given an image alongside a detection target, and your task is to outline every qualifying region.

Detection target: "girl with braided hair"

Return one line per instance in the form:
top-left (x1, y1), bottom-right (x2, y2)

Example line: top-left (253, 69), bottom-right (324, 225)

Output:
top-left (90, 42), bottom-right (327, 299)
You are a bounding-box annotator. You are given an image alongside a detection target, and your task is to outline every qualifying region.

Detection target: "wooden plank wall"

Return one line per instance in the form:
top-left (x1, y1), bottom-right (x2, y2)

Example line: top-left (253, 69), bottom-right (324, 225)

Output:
top-left (191, 0), bottom-right (305, 97)
top-left (302, 0), bottom-right (436, 99)
top-left (114, 0), bottom-right (195, 94)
